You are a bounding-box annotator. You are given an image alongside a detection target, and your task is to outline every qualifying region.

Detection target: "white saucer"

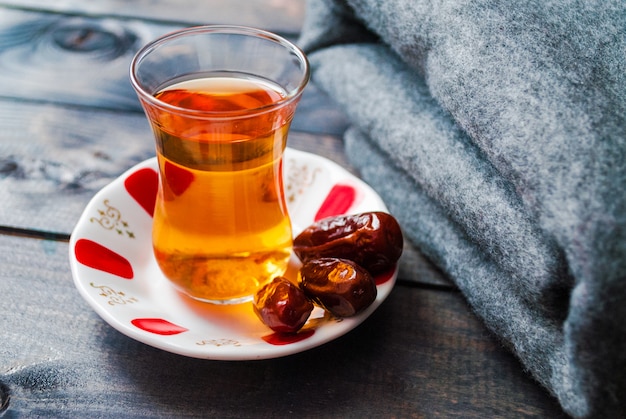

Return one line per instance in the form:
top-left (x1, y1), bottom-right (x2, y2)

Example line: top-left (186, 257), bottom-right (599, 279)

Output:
top-left (69, 148), bottom-right (397, 360)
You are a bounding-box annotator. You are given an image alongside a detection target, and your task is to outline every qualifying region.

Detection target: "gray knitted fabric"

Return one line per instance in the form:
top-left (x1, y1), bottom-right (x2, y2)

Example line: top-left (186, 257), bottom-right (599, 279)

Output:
top-left (298, 1), bottom-right (626, 417)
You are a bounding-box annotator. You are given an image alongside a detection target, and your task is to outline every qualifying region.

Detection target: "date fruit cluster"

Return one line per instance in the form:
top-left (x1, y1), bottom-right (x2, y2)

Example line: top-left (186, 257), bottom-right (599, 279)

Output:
top-left (253, 211), bottom-right (403, 333)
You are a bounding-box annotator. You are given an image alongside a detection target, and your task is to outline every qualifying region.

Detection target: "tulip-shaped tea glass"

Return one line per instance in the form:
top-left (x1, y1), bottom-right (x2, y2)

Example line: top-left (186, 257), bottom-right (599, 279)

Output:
top-left (130, 26), bottom-right (309, 304)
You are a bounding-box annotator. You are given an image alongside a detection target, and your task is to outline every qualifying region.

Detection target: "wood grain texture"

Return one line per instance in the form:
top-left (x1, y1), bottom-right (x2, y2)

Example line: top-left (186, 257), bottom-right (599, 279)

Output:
top-left (0, 234), bottom-right (565, 418)
top-left (0, 8), bottom-right (172, 110)
top-left (0, 99), bottom-right (155, 234)
top-left (0, 0), bottom-right (305, 34)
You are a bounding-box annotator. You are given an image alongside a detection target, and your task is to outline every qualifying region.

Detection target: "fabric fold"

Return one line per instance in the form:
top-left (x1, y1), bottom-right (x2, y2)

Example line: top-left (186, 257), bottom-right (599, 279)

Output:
top-left (345, 125), bottom-right (570, 408)
top-left (299, 0), bottom-right (626, 417)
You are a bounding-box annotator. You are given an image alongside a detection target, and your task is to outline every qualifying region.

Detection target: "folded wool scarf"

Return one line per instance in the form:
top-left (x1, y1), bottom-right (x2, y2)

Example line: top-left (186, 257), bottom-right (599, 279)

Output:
top-left (297, 1), bottom-right (626, 417)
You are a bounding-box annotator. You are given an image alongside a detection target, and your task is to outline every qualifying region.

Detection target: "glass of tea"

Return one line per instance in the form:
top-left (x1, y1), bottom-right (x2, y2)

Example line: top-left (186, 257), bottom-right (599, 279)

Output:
top-left (130, 26), bottom-right (309, 304)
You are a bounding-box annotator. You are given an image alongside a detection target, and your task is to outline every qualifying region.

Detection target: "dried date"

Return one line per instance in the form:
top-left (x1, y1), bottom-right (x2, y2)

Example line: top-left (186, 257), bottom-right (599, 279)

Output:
top-left (293, 211), bottom-right (403, 275)
top-left (253, 277), bottom-right (314, 333)
top-left (299, 258), bottom-right (377, 317)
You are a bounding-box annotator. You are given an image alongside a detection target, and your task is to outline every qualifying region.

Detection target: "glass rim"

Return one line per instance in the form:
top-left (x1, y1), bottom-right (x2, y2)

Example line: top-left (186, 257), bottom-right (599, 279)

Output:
top-left (129, 25), bottom-right (310, 118)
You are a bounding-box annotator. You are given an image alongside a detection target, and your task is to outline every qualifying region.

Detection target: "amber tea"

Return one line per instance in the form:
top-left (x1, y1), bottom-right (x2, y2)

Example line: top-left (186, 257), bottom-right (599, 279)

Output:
top-left (147, 75), bottom-right (295, 303)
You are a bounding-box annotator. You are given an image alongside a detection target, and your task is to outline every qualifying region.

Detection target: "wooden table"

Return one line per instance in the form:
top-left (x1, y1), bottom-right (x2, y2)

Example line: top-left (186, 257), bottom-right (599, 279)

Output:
top-left (0, 1), bottom-right (568, 417)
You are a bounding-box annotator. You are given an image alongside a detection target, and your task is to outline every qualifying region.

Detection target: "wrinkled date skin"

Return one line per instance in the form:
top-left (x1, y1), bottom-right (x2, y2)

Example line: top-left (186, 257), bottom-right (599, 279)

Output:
top-left (294, 211), bottom-right (403, 275)
top-left (299, 258), bottom-right (377, 317)
top-left (253, 277), bottom-right (314, 333)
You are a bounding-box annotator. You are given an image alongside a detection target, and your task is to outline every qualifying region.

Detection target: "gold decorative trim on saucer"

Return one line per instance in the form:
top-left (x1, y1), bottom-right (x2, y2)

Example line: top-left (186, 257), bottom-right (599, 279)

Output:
top-left (285, 158), bottom-right (322, 204)
top-left (90, 282), bottom-right (139, 306)
top-left (196, 339), bottom-right (242, 347)
top-left (90, 199), bottom-right (135, 238)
